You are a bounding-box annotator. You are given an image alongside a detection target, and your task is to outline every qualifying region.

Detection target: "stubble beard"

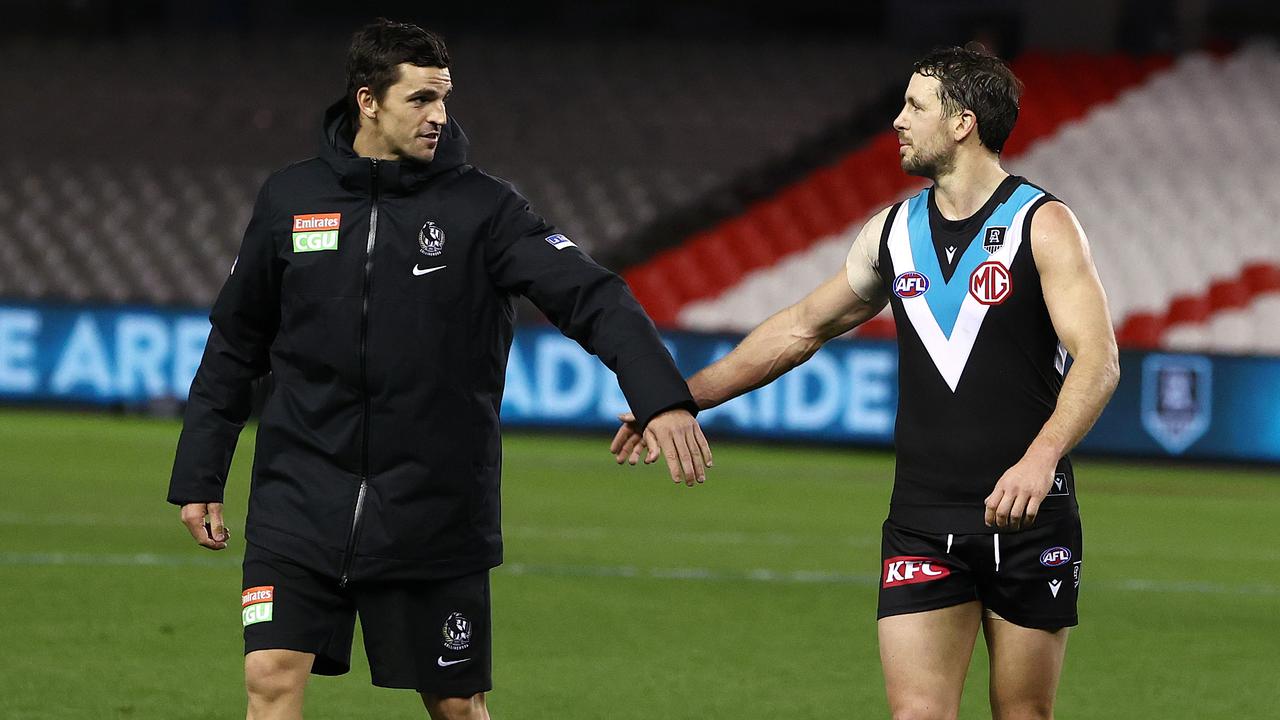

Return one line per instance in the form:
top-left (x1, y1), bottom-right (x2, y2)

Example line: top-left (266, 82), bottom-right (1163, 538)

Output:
top-left (901, 143), bottom-right (956, 180)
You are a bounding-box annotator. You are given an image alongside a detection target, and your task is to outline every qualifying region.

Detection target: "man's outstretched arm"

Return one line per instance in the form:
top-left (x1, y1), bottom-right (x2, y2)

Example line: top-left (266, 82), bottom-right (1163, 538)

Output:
top-left (612, 209), bottom-right (891, 463)
top-left (984, 201), bottom-right (1120, 530)
top-left (485, 184), bottom-right (712, 484)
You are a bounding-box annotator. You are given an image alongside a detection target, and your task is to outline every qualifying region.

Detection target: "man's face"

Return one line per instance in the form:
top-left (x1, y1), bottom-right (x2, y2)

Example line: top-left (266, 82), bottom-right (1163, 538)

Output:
top-left (892, 73), bottom-right (957, 178)
top-left (362, 63), bottom-right (452, 163)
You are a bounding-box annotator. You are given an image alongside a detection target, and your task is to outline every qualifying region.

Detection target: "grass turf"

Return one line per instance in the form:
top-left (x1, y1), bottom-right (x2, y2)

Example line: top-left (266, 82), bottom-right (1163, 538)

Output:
top-left (0, 409), bottom-right (1277, 719)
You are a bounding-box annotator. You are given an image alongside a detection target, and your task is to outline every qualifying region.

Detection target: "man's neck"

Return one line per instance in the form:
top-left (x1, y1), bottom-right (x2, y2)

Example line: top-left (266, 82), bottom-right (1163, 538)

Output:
top-left (352, 126), bottom-right (397, 161)
top-left (931, 151), bottom-right (1009, 221)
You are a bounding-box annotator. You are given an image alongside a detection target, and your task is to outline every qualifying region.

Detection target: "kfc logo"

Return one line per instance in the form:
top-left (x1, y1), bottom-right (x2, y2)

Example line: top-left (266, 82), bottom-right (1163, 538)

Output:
top-left (882, 556), bottom-right (951, 588)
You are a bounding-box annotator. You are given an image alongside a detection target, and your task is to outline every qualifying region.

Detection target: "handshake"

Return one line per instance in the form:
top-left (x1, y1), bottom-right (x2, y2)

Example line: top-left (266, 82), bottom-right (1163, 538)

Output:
top-left (609, 408), bottom-right (713, 487)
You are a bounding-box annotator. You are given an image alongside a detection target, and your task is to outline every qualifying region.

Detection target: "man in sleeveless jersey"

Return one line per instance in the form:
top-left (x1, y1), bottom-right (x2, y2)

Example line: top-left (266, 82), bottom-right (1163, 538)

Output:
top-left (612, 46), bottom-right (1119, 719)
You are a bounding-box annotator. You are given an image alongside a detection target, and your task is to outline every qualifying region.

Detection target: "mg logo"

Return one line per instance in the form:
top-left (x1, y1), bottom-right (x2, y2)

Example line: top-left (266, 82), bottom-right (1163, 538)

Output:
top-left (893, 271), bottom-right (930, 298)
top-left (969, 261), bottom-right (1011, 305)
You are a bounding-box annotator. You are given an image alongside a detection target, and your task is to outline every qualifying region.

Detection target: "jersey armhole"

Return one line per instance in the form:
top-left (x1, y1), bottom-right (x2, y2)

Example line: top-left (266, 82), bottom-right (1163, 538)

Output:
top-left (1022, 193), bottom-right (1059, 271)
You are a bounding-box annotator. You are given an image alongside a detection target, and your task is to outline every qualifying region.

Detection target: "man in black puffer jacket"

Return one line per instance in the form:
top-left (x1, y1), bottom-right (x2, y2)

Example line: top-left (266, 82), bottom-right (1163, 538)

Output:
top-left (167, 18), bottom-right (710, 720)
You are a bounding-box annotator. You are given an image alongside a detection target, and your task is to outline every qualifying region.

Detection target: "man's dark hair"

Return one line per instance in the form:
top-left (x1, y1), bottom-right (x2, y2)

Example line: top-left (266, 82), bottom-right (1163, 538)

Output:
top-left (913, 45), bottom-right (1023, 154)
top-left (346, 18), bottom-right (450, 127)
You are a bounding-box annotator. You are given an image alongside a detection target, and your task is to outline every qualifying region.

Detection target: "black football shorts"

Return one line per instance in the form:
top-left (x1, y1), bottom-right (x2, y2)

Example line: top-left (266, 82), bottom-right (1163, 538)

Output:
top-left (877, 514), bottom-right (1082, 630)
top-left (241, 543), bottom-right (492, 696)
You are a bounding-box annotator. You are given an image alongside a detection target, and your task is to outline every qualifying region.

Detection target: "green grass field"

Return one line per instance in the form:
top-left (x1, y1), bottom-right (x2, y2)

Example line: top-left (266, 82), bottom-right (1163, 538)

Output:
top-left (1, 409), bottom-right (1278, 719)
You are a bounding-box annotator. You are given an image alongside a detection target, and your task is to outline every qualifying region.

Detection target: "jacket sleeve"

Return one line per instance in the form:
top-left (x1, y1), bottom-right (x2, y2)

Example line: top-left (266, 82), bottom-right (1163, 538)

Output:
top-left (485, 185), bottom-right (696, 429)
top-left (167, 180), bottom-right (282, 505)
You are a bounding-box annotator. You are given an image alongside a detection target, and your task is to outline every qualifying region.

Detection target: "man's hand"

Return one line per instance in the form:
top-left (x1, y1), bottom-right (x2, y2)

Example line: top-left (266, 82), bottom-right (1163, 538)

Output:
top-left (983, 453), bottom-right (1058, 531)
top-left (610, 413), bottom-right (648, 466)
top-left (180, 502), bottom-right (231, 550)
top-left (610, 409), bottom-right (712, 486)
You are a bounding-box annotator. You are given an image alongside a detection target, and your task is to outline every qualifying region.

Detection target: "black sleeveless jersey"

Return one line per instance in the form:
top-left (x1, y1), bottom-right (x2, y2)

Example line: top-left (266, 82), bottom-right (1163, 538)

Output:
top-left (878, 175), bottom-right (1077, 533)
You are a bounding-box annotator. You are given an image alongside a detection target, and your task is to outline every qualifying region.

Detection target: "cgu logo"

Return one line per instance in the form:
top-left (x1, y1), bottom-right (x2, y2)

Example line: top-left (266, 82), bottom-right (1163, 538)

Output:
top-left (893, 271), bottom-right (930, 299)
top-left (883, 556), bottom-right (951, 587)
top-left (1040, 547), bottom-right (1072, 567)
top-left (969, 261), bottom-right (1012, 305)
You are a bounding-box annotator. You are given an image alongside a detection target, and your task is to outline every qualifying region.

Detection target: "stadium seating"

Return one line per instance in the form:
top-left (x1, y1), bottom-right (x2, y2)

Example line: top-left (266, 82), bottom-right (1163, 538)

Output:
top-left (0, 33), bottom-right (910, 306)
top-left (654, 45), bottom-right (1280, 355)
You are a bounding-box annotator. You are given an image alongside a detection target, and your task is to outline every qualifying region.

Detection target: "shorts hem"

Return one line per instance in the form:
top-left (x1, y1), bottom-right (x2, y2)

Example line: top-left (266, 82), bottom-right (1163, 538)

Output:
top-left (371, 678), bottom-right (493, 696)
top-left (877, 591), bottom-right (979, 620)
top-left (983, 609), bottom-right (1075, 627)
top-left (983, 603), bottom-right (1078, 630)
top-left (244, 637), bottom-right (351, 676)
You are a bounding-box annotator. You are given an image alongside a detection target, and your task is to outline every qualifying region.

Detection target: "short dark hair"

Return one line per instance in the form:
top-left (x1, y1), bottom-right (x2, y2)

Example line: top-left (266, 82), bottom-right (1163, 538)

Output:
top-left (346, 18), bottom-right (451, 127)
top-left (913, 45), bottom-right (1022, 154)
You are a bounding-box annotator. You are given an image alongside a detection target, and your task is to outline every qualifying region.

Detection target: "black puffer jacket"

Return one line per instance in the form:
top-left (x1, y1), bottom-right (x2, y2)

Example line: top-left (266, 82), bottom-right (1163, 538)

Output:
top-left (169, 102), bottom-right (694, 583)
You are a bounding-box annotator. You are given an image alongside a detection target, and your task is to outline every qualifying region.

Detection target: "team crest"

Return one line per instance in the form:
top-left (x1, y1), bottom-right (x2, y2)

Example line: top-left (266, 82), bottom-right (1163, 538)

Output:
top-left (419, 221), bottom-right (446, 257)
top-left (982, 226), bottom-right (1007, 253)
top-left (442, 612), bottom-right (472, 651)
top-left (1141, 354), bottom-right (1212, 454)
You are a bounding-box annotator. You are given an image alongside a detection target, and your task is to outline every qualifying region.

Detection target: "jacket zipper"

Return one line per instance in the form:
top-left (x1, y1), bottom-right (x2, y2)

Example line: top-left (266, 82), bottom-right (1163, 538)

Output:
top-left (339, 158), bottom-right (379, 588)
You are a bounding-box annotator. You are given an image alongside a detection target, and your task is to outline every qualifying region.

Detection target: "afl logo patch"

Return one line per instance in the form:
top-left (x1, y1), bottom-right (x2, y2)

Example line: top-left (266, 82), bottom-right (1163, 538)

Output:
top-left (1040, 547), bottom-right (1072, 567)
top-left (419, 221), bottom-right (446, 257)
top-left (893, 271), bottom-right (930, 298)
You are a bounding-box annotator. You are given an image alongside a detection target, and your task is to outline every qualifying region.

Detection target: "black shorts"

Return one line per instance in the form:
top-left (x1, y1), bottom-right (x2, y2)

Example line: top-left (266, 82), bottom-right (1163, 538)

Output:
top-left (877, 515), bottom-right (1082, 630)
top-left (241, 543), bottom-right (492, 696)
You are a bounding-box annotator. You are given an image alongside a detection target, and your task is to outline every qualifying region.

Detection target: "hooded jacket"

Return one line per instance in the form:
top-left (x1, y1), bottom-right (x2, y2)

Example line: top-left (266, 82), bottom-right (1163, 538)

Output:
top-left (168, 102), bottom-right (695, 583)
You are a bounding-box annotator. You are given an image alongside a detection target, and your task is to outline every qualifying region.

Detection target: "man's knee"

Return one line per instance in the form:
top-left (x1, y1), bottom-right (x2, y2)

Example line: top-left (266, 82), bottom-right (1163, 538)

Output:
top-left (890, 703), bottom-right (958, 720)
top-left (422, 692), bottom-right (488, 720)
top-left (992, 702), bottom-right (1053, 720)
top-left (244, 651), bottom-right (309, 702)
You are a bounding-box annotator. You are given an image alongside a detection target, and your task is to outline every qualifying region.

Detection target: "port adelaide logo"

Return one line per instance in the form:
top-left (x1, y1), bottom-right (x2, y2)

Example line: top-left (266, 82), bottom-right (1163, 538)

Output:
top-left (419, 220), bottom-right (447, 257)
top-left (983, 226), bottom-right (1007, 253)
top-left (893, 271), bottom-right (930, 298)
top-left (442, 612), bottom-right (472, 651)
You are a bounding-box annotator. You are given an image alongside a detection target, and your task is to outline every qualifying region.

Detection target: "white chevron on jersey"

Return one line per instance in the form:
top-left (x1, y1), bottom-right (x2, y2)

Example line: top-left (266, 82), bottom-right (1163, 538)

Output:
top-left (887, 191), bottom-right (1044, 391)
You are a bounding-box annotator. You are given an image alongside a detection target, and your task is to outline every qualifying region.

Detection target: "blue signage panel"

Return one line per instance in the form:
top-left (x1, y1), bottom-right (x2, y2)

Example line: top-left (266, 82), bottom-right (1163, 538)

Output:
top-left (0, 303), bottom-right (210, 404)
top-left (0, 302), bottom-right (1277, 463)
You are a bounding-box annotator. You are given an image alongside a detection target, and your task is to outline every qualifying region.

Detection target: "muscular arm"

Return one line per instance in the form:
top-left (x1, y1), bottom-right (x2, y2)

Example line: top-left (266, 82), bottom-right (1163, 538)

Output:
top-left (985, 201), bottom-right (1120, 528)
top-left (1026, 201), bottom-right (1121, 461)
top-left (689, 271), bottom-right (885, 409)
top-left (612, 209), bottom-right (890, 463)
top-left (689, 206), bottom-right (892, 409)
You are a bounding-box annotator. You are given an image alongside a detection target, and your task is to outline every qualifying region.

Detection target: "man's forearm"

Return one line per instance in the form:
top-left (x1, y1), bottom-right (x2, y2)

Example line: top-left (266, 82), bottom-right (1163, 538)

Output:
top-left (687, 305), bottom-right (827, 410)
top-left (1024, 350), bottom-right (1120, 463)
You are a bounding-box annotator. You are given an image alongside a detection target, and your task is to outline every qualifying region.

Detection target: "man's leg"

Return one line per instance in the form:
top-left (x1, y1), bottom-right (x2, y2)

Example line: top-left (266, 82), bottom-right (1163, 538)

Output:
top-left (983, 614), bottom-right (1069, 720)
top-left (244, 649), bottom-right (313, 720)
top-left (421, 692), bottom-right (490, 720)
top-left (879, 601), bottom-right (984, 720)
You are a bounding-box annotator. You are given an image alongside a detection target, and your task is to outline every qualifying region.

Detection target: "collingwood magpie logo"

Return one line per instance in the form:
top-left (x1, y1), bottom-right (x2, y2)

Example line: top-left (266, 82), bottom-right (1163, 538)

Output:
top-left (442, 612), bottom-right (472, 651)
top-left (419, 221), bottom-right (446, 257)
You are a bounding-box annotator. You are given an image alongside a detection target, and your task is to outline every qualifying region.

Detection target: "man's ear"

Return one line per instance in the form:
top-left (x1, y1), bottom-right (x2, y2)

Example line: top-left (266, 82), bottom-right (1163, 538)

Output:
top-left (954, 109), bottom-right (979, 145)
top-left (356, 87), bottom-right (379, 122)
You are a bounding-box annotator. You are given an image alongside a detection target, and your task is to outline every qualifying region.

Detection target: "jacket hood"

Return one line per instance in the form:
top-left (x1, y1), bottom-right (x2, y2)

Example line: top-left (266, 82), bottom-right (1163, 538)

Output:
top-left (319, 98), bottom-right (469, 194)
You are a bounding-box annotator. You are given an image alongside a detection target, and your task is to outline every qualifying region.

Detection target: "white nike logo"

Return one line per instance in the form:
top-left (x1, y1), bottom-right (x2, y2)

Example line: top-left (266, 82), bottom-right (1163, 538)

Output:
top-left (413, 264), bottom-right (447, 276)
top-left (945, 246), bottom-right (957, 263)
top-left (437, 656), bottom-right (470, 667)
top-left (1048, 579), bottom-right (1062, 597)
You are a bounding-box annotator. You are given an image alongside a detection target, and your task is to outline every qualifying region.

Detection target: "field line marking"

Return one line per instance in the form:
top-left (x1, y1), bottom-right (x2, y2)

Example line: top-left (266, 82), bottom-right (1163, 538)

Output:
top-left (2, 552), bottom-right (1276, 597)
